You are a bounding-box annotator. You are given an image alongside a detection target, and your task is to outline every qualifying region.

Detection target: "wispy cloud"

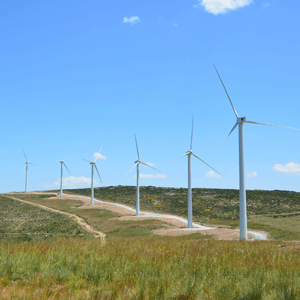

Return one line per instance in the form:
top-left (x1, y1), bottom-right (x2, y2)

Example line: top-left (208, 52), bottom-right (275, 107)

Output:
top-left (123, 16), bottom-right (140, 25)
top-left (134, 173), bottom-right (167, 179)
top-left (263, 2), bottom-right (270, 8)
top-left (247, 171), bottom-right (257, 178)
top-left (195, 0), bottom-right (253, 15)
top-left (273, 162), bottom-right (300, 175)
top-left (206, 171), bottom-right (221, 178)
top-left (94, 152), bottom-right (107, 161)
top-left (173, 23), bottom-right (178, 26)
top-left (54, 176), bottom-right (98, 188)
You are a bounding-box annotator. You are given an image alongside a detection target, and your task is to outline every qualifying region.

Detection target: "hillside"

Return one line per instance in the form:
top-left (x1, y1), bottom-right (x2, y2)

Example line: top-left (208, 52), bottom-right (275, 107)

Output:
top-left (0, 195), bottom-right (92, 241)
top-left (62, 186), bottom-right (300, 240)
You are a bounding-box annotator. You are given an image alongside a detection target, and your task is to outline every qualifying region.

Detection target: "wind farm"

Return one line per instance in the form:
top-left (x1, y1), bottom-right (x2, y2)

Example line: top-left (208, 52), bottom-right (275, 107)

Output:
top-left (2, 0), bottom-right (300, 297)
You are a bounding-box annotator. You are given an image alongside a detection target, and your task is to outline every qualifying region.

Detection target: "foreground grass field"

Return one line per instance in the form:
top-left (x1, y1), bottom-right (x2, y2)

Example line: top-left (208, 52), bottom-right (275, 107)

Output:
top-left (0, 237), bottom-right (300, 299)
top-left (62, 186), bottom-right (300, 240)
top-left (2, 189), bottom-right (300, 299)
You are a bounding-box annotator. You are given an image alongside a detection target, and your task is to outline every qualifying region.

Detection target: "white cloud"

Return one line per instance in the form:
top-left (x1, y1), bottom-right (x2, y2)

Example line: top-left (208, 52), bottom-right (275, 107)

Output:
top-left (123, 16), bottom-right (140, 25)
top-left (273, 162), bottom-right (300, 175)
top-left (247, 171), bottom-right (257, 178)
top-left (195, 0), bottom-right (253, 15)
top-left (145, 162), bottom-right (154, 167)
top-left (206, 171), bottom-right (221, 178)
top-left (94, 152), bottom-right (107, 161)
top-left (134, 173), bottom-right (167, 179)
top-left (54, 176), bottom-right (98, 188)
top-left (263, 2), bottom-right (270, 8)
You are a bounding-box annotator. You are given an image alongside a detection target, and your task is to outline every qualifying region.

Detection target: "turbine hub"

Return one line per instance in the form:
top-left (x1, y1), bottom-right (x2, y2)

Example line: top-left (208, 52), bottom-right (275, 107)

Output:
top-left (238, 117), bottom-right (246, 123)
top-left (135, 160), bottom-right (140, 164)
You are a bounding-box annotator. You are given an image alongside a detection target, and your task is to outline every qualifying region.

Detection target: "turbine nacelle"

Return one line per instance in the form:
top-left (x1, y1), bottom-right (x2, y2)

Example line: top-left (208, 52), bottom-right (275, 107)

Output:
top-left (135, 160), bottom-right (140, 164)
top-left (237, 117), bottom-right (246, 123)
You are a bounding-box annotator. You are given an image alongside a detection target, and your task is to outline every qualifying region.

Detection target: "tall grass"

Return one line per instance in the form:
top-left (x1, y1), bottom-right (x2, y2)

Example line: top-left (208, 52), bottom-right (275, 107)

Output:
top-left (1, 237), bottom-right (300, 299)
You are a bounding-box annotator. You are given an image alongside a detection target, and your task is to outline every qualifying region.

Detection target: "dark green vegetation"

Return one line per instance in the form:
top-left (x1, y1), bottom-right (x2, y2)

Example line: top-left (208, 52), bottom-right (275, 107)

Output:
top-left (10, 194), bottom-right (169, 239)
top-left (0, 195), bottom-right (91, 241)
top-left (62, 186), bottom-right (300, 241)
top-left (1, 237), bottom-right (300, 299)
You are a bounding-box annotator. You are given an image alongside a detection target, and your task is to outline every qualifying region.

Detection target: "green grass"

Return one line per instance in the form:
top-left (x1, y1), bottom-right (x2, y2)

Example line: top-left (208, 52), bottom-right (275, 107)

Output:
top-left (3, 190), bottom-right (300, 298)
top-left (59, 186), bottom-right (300, 240)
top-left (0, 195), bottom-right (92, 241)
top-left (0, 237), bottom-right (300, 299)
top-left (9, 194), bottom-right (170, 239)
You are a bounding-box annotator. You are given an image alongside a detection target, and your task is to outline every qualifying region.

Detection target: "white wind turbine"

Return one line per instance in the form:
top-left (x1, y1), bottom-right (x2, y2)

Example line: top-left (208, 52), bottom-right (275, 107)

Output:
top-left (125, 135), bottom-right (161, 216)
top-left (82, 148), bottom-right (103, 206)
top-left (213, 65), bottom-right (299, 240)
top-left (166, 117), bottom-right (221, 228)
top-left (23, 150), bottom-right (36, 194)
top-left (58, 152), bottom-right (71, 197)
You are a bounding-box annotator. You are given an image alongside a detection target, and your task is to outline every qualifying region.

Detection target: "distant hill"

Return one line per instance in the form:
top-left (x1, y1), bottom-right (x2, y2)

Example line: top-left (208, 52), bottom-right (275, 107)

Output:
top-left (62, 186), bottom-right (300, 240)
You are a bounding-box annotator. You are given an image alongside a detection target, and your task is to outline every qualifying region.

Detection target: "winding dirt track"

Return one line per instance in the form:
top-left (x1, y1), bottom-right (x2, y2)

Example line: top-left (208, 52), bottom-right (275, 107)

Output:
top-left (7, 195), bottom-right (106, 243)
top-left (7, 192), bottom-right (269, 241)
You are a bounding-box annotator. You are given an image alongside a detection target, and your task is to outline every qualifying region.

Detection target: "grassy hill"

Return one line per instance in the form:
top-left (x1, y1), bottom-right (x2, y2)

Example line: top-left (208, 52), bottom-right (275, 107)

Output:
top-left (0, 195), bottom-right (92, 241)
top-left (7, 193), bottom-right (172, 240)
top-left (1, 189), bottom-right (300, 299)
top-left (62, 186), bottom-right (300, 240)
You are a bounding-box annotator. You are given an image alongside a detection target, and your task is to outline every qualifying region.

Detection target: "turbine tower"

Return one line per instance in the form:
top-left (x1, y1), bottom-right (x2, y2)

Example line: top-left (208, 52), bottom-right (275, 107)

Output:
top-left (125, 135), bottom-right (160, 216)
top-left (166, 117), bottom-right (221, 228)
top-left (213, 65), bottom-right (299, 240)
top-left (23, 150), bottom-right (36, 194)
top-left (83, 148), bottom-right (103, 206)
top-left (58, 152), bottom-right (71, 197)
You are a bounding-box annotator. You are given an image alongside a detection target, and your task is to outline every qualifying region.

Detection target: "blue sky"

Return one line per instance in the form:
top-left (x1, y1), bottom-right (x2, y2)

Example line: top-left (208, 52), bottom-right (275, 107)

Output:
top-left (1, 0), bottom-right (300, 193)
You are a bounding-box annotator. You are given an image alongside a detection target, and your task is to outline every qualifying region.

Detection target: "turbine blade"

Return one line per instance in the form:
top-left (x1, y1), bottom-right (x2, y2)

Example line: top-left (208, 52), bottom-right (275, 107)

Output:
top-left (214, 65), bottom-right (239, 118)
top-left (94, 147), bottom-right (102, 163)
top-left (28, 162), bottom-right (37, 165)
top-left (245, 120), bottom-right (300, 131)
top-left (134, 134), bottom-right (140, 160)
top-left (63, 163), bottom-right (71, 175)
top-left (164, 153), bottom-right (187, 165)
top-left (125, 162), bottom-right (139, 177)
top-left (23, 150), bottom-right (28, 162)
top-left (209, 122), bottom-right (238, 162)
top-left (140, 161), bottom-right (161, 173)
top-left (82, 158), bottom-right (93, 163)
top-left (94, 164), bottom-right (102, 183)
top-left (192, 153), bottom-right (221, 176)
top-left (190, 115), bottom-right (194, 151)
top-left (63, 151), bottom-right (68, 162)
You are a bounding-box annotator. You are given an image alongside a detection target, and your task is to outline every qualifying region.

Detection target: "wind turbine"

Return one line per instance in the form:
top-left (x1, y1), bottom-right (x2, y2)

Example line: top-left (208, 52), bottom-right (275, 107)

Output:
top-left (58, 152), bottom-right (71, 197)
top-left (82, 148), bottom-right (103, 206)
top-left (165, 117), bottom-right (221, 228)
top-left (125, 135), bottom-right (160, 216)
top-left (213, 65), bottom-right (299, 240)
top-left (23, 150), bottom-right (36, 194)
